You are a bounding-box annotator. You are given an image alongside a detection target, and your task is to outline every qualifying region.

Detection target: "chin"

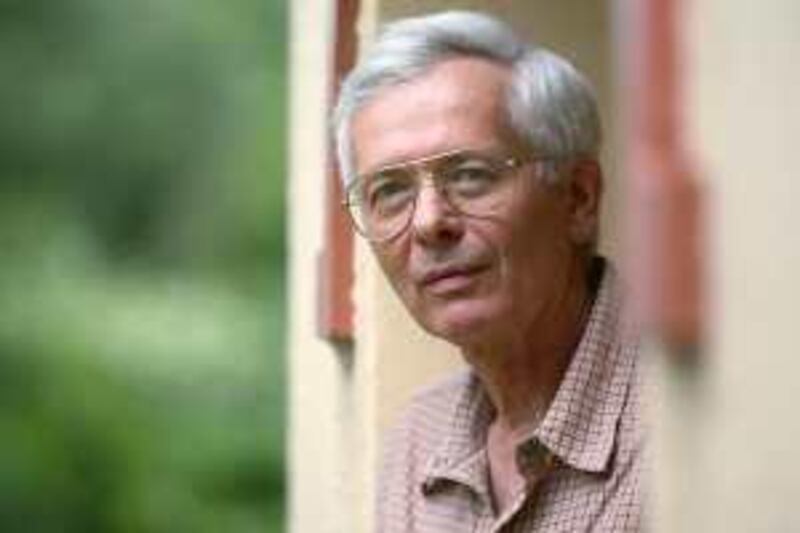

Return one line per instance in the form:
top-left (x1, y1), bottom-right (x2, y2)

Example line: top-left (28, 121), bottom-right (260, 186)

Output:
top-left (418, 299), bottom-right (504, 346)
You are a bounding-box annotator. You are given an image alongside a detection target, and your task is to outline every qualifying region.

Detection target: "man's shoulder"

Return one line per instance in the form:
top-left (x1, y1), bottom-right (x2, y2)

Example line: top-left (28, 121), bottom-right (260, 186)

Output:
top-left (406, 367), bottom-right (472, 414)
top-left (378, 367), bottom-right (473, 499)
top-left (384, 368), bottom-right (471, 451)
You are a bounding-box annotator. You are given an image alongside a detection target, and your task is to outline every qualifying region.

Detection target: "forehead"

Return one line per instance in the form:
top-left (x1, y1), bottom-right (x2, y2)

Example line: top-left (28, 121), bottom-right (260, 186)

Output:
top-left (351, 57), bottom-right (515, 174)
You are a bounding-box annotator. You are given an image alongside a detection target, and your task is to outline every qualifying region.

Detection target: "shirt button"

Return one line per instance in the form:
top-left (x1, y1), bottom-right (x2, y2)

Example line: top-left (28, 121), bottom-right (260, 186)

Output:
top-left (515, 439), bottom-right (553, 480)
top-left (421, 479), bottom-right (436, 496)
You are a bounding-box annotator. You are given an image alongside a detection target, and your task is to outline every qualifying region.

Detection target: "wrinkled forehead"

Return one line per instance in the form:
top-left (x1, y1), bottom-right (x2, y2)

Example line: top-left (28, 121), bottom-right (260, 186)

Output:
top-left (350, 57), bottom-right (518, 175)
top-left (365, 146), bottom-right (513, 177)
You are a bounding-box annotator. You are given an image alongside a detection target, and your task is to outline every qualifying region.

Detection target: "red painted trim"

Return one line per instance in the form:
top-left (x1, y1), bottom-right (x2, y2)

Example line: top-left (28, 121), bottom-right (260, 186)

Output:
top-left (619, 0), bottom-right (705, 353)
top-left (317, 0), bottom-right (359, 343)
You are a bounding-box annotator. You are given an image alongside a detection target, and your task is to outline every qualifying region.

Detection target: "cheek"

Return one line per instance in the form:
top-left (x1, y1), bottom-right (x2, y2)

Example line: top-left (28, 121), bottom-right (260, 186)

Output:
top-left (496, 212), bottom-right (573, 288)
top-left (374, 241), bottom-right (418, 300)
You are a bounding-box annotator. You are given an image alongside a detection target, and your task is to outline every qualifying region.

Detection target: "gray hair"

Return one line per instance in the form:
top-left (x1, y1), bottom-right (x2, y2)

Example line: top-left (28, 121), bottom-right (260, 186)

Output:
top-left (333, 10), bottom-right (602, 185)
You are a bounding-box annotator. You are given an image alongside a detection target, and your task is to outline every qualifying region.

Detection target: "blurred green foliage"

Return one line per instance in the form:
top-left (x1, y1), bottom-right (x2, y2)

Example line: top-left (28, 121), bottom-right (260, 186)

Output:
top-left (0, 0), bottom-right (287, 531)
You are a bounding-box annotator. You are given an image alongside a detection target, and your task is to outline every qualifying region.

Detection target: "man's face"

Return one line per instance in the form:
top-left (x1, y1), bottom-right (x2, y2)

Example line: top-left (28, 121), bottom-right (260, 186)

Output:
top-left (350, 58), bottom-right (596, 346)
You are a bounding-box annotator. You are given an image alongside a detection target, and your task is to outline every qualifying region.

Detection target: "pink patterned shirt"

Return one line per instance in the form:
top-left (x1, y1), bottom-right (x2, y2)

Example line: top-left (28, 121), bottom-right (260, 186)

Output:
top-left (377, 264), bottom-right (645, 532)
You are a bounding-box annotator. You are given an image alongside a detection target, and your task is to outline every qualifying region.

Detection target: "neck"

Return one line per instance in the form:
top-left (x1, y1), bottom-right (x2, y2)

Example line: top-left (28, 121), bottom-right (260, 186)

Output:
top-left (463, 257), bottom-right (598, 434)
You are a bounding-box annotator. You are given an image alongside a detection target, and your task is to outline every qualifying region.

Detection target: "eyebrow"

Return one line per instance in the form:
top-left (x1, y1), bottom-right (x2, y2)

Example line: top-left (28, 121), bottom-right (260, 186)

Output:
top-left (362, 146), bottom-right (507, 178)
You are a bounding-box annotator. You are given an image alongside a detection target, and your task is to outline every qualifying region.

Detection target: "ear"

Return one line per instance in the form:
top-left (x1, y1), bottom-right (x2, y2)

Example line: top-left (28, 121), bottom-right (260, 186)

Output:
top-left (566, 159), bottom-right (603, 247)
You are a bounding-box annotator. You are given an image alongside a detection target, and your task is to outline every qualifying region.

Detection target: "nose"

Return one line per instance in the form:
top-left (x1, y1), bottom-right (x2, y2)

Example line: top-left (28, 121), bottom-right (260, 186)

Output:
top-left (410, 180), bottom-right (464, 245)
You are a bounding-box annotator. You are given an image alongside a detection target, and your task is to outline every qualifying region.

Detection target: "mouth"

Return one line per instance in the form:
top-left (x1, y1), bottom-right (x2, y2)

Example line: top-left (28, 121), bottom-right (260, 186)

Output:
top-left (419, 263), bottom-right (489, 296)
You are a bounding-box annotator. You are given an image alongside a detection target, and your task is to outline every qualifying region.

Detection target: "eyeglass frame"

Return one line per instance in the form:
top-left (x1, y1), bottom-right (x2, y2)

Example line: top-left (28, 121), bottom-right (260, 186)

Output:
top-left (342, 147), bottom-right (559, 243)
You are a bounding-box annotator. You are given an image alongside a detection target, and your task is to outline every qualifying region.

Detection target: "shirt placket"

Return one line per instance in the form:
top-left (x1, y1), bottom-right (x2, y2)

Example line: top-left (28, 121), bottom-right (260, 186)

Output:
top-left (483, 439), bottom-right (556, 533)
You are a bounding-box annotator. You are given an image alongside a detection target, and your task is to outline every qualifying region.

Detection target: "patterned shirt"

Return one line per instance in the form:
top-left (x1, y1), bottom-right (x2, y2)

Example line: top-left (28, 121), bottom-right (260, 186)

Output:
top-left (377, 263), bottom-right (645, 532)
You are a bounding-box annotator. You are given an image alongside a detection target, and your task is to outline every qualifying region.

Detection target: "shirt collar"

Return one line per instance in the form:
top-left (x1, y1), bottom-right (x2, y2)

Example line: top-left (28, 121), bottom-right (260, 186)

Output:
top-left (533, 263), bottom-right (636, 474)
top-left (421, 372), bottom-right (494, 498)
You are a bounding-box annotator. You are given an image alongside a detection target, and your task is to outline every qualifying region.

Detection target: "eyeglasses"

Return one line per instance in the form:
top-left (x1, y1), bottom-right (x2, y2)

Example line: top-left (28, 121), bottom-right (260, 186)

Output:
top-left (343, 148), bottom-right (537, 242)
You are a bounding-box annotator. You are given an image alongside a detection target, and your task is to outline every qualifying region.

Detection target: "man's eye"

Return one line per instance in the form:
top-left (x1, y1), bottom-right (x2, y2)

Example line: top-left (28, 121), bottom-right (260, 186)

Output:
top-left (366, 174), bottom-right (415, 212)
top-left (445, 161), bottom-right (500, 195)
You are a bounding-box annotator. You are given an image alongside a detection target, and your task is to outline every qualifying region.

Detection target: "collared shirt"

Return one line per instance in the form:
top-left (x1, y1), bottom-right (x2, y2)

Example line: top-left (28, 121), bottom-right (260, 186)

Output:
top-left (377, 263), bottom-right (645, 532)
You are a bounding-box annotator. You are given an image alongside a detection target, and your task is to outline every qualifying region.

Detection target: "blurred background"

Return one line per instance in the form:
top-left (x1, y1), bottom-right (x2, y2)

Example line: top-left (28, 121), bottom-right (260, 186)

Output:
top-left (0, 0), bottom-right (287, 531)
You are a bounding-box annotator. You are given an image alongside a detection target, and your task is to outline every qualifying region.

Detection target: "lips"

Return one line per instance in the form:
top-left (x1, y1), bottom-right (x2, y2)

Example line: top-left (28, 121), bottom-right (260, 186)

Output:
top-left (418, 263), bottom-right (488, 295)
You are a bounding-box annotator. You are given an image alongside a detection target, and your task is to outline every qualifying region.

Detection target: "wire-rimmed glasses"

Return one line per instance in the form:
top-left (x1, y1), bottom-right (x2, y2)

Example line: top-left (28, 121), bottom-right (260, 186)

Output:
top-left (343, 148), bottom-right (532, 242)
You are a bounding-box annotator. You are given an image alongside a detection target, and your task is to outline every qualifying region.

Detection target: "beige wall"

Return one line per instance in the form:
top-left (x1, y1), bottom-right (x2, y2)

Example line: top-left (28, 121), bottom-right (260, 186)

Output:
top-left (288, 1), bottom-right (361, 532)
top-left (653, 1), bottom-right (800, 531)
top-left (289, 2), bottom-right (615, 532)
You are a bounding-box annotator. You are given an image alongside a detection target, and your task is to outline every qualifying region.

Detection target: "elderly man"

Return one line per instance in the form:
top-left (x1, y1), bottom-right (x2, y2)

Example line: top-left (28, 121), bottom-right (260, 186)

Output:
top-left (334, 11), bottom-right (643, 532)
